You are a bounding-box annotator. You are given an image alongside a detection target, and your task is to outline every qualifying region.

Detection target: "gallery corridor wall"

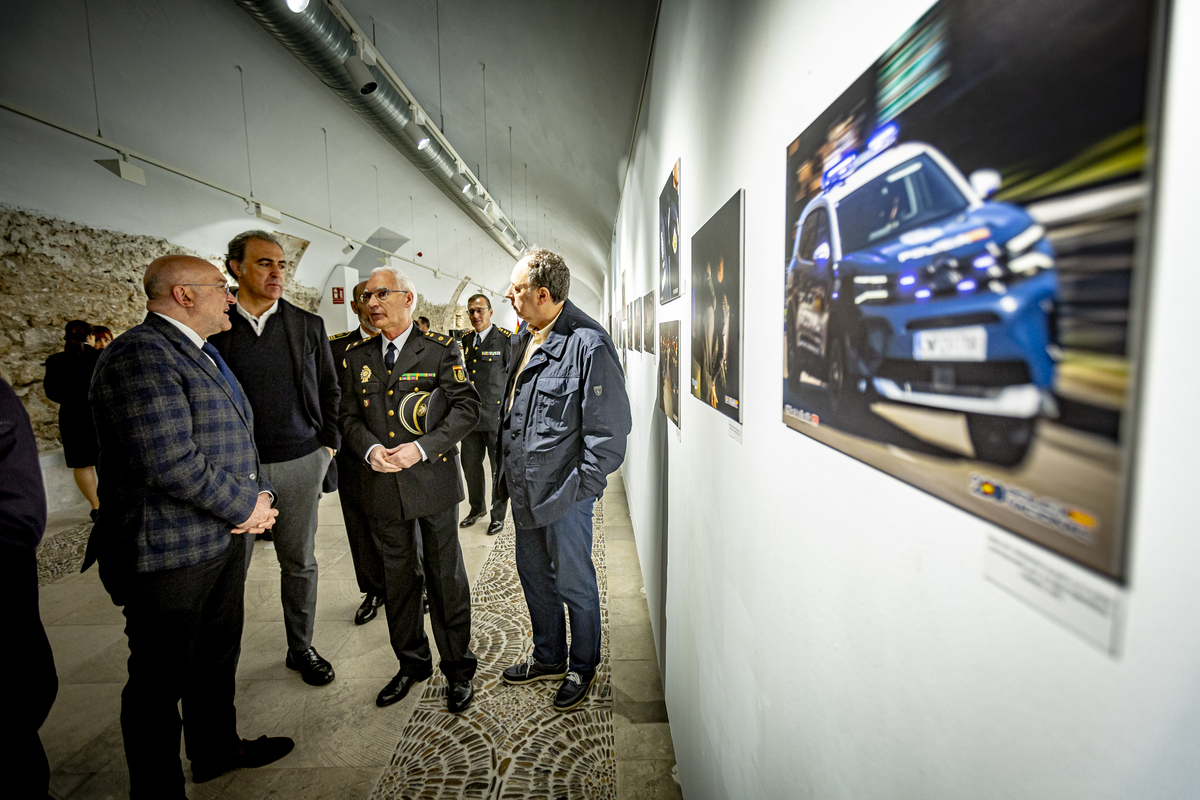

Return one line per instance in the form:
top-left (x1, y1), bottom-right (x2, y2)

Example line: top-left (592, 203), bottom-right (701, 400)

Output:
top-left (611, 0), bottom-right (1200, 797)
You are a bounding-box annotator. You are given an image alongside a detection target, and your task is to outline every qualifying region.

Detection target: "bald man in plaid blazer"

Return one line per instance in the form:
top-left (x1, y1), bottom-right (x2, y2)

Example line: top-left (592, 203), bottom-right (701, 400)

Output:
top-left (86, 255), bottom-right (291, 798)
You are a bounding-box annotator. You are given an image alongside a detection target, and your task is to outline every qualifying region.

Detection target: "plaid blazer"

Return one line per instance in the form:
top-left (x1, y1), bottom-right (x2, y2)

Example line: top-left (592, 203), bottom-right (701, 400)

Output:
top-left (85, 314), bottom-right (271, 582)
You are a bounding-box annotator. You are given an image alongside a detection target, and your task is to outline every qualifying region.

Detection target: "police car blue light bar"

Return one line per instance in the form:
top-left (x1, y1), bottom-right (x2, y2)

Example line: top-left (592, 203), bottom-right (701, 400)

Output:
top-left (821, 154), bottom-right (858, 190)
top-left (863, 122), bottom-right (899, 160)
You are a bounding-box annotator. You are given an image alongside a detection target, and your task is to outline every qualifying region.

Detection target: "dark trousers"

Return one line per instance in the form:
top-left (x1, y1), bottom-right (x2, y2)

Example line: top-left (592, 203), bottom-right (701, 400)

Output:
top-left (335, 454), bottom-right (385, 596)
top-left (368, 504), bottom-right (477, 682)
top-left (120, 539), bottom-right (245, 799)
top-left (1, 545), bottom-right (57, 799)
top-left (460, 429), bottom-right (508, 523)
top-left (515, 496), bottom-right (601, 676)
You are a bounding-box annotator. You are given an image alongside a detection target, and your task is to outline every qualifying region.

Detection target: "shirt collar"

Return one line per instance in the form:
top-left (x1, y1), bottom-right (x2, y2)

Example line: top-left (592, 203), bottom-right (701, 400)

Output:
top-left (152, 312), bottom-right (206, 349)
top-left (381, 322), bottom-right (414, 358)
top-left (474, 324), bottom-right (494, 343)
top-left (234, 297), bottom-right (280, 335)
top-left (529, 306), bottom-right (564, 347)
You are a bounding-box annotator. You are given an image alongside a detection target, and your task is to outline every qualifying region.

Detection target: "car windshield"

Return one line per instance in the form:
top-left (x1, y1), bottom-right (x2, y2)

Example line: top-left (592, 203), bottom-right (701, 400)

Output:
top-left (835, 154), bottom-right (969, 255)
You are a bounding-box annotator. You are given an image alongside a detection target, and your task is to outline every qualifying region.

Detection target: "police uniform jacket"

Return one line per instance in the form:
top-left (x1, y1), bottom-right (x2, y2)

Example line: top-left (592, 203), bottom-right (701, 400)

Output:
top-left (323, 327), bottom-right (374, 492)
top-left (460, 324), bottom-right (513, 434)
top-left (339, 327), bottom-right (481, 519)
top-left (497, 299), bottom-right (631, 529)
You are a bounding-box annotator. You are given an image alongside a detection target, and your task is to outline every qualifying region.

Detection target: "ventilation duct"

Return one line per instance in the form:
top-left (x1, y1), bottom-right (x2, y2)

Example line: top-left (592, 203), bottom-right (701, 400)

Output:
top-left (234, 0), bottom-right (526, 258)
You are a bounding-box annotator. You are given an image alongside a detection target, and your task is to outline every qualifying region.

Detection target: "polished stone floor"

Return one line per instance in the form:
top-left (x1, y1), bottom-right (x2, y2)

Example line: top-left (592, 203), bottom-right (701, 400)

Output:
top-left (37, 469), bottom-right (682, 799)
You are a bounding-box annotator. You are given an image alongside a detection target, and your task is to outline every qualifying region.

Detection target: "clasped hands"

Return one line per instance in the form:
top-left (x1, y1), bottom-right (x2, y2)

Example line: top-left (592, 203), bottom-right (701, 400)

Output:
top-left (369, 442), bottom-right (423, 473)
top-left (232, 491), bottom-right (278, 535)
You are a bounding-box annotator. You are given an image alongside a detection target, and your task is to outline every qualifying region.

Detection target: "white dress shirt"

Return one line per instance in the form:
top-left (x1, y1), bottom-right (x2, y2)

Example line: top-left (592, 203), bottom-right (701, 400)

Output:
top-left (472, 323), bottom-right (494, 347)
top-left (234, 298), bottom-right (280, 336)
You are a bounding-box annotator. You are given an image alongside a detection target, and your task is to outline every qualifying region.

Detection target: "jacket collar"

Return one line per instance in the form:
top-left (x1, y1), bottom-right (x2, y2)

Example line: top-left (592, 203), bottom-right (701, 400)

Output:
top-left (143, 313), bottom-right (251, 427)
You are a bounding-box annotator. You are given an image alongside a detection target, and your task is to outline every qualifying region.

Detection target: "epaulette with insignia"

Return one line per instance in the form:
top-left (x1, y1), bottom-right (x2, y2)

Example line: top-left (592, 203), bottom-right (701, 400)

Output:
top-left (423, 330), bottom-right (450, 346)
top-left (329, 330), bottom-right (352, 341)
top-left (345, 334), bottom-right (378, 351)
top-left (497, 326), bottom-right (513, 337)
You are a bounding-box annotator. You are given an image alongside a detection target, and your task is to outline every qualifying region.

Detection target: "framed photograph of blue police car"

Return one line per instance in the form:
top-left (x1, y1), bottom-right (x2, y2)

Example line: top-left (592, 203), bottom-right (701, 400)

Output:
top-left (781, 0), bottom-right (1164, 581)
top-left (692, 190), bottom-right (744, 424)
top-left (660, 160), bottom-right (681, 304)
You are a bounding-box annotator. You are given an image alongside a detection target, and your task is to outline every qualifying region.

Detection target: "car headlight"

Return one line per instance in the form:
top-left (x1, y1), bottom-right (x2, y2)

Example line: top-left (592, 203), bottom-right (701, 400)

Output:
top-left (853, 274), bottom-right (890, 305)
top-left (1005, 223), bottom-right (1045, 256)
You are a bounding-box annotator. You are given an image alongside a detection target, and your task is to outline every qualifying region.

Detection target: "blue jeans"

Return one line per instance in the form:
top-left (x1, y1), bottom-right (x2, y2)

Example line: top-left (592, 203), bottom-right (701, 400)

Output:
top-left (515, 496), bottom-right (601, 676)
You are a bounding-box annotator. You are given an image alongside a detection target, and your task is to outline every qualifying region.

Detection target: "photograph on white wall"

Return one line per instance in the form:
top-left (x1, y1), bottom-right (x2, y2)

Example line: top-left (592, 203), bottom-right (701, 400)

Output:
top-left (780, 0), bottom-right (1162, 580)
top-left (660, 160), bottom-right (682, 304)
top-left (643, 291), bottom-right (656, 354)
top-left (692, 190), bottom-right (744, 423)
top-left (634, 295), bottom-right (644, 352)
top-left (626, 303), bottom-right (634, 351)
top-left (660, 320), bottom-right (681, 428)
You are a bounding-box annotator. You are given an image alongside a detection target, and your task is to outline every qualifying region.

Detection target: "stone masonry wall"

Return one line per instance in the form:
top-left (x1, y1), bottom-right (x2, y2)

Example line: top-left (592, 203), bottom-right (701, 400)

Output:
top-left (0, 205), bottom-right (319, 452)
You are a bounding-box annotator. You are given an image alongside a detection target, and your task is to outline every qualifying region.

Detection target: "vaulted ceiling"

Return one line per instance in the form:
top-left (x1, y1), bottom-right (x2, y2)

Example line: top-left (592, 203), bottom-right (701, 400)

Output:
top-left (0, 0), bottom-right (658, 314)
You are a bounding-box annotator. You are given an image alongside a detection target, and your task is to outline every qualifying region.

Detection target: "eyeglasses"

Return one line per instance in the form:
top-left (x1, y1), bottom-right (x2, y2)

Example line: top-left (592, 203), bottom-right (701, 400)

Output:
top-left (358, 288), bottom-right (409, 304)
top-left (180, 282), bottom-right (234, 293)
top-left (467, 307), bottom-right (491, 315)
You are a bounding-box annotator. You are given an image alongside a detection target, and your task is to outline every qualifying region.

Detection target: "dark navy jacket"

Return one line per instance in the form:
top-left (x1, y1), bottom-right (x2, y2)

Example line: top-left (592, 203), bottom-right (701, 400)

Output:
top-left (497, 299), bottom-right (631, 528)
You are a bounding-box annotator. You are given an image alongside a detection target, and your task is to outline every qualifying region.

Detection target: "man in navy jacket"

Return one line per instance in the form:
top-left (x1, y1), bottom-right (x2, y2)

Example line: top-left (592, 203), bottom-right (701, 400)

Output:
top-left (497, 248), bottom-right (631, 712)
top-left (87, 255), bottom-right (291, 797)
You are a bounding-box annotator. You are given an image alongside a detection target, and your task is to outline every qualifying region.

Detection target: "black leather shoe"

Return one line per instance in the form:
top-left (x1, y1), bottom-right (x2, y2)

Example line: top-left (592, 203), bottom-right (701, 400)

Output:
top-left (502, 655), bottom-right (568, 685)
top-left (285, 646), bottom-right (335, 686)
top-left (448, 679), bottom-right (475, 713)
top-left (486, 519), bottom-right (503, 535)
top-left (459, 512), bottom-right (484, 528)
top-left (376, 671), bottom-right (427, 707)
top-left (191, 735), bottom-right (295, 783)
top-left (553, 670), bottom-right (595, 712)
top-left (355, 593), bottom-right (382, 625)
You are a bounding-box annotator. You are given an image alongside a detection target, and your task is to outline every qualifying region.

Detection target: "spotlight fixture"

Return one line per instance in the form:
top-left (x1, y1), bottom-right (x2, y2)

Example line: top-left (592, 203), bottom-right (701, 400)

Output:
top-left (95, 153), bottom-right (145, 186)
top-left (403, 120), bottom-right (430, 151)
top-left (286, 0), bottom-right (309, 12)
top-left (343, 55), bottom-right (377, 95)
top-left (254, 201), bottom-right (282, 224)
top-left (454, 173), bottom-right (473, 195)
top-left (469, 193), bottom-right (489, 211)
top-left (342, 237), bottom-right (356, 255)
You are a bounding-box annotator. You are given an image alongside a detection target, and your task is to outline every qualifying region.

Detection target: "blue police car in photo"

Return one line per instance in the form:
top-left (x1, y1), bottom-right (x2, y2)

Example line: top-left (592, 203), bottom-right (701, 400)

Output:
top-left (785, 124), bottom-right (1057, 466)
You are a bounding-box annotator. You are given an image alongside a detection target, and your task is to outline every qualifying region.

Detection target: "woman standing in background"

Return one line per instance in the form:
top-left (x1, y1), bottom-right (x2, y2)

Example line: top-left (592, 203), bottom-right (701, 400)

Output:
top-left (43, 319), bottom-right (101, 521)
top-left (91, 325), bottom-right (113, 349)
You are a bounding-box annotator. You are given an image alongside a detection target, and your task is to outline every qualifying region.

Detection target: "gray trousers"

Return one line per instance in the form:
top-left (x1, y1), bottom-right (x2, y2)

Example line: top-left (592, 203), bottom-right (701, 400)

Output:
top-left (247, 446), bottom-right (329, 652)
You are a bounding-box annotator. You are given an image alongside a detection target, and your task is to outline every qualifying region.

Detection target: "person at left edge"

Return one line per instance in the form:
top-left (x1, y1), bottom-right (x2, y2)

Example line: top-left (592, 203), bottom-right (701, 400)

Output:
top-left (327, 279), bottom-right (387, 625)
top-left (86, 255), bottom-right (291, 797)
top-left (339, 265), bottom-right (481, 713)
top-left (0, 377), bottom-right (56, 798)
top-left (209, 230), bottom-right (340, 688)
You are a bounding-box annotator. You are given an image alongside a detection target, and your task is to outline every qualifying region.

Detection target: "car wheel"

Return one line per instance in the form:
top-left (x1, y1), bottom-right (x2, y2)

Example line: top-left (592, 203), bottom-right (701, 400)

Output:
top-left (827, 336), bottom-right (847, 409)
top-left (967, 414), bottom-right (1036, 468)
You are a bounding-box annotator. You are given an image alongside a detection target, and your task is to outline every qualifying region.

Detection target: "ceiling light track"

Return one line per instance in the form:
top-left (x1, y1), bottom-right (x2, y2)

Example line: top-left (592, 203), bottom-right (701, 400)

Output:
top-left (0, 99), bottom-right (502, 299)
top-left (234, 0), bottom-right (526, 258)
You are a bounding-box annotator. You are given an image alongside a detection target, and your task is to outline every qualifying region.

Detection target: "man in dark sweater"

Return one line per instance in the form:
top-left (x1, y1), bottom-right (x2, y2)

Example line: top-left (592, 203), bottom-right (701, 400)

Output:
top-left (0, 377), bottom-right (56, 797)
top-left (209, 230), bottom-right (341, 687)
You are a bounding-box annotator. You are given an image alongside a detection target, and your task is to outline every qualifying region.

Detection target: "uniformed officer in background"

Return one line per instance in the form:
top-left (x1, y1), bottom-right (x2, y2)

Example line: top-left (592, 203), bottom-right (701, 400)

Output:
top-left (339, 266), bottom-right (481, 713)
top-left (459, 293), bottom-right (513, 535)
top-left (327, 280), bottom-right (386, 625)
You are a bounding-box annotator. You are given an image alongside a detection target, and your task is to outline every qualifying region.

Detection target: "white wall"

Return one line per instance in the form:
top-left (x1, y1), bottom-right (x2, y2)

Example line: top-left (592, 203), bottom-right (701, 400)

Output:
top-left (613, 0), bottom-right (1200, 797)
top-left (0, 0), bottom-right (521, 308)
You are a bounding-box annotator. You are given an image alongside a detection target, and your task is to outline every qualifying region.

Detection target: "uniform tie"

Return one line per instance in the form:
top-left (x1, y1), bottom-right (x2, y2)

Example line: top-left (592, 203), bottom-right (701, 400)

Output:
top-left (474, 333), bottom-right (482, 348)
top-left (200, 342), bottom-right (246, 414)
top-left (385, 341), bottom-right (397, 371)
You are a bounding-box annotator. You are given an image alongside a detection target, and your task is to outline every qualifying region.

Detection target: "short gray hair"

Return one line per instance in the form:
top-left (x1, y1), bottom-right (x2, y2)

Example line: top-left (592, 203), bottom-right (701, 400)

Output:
top-left (369, 265), bottom-right (419, 310)
top-left (226, 230), bottom-right (282, 269)
top-left (523, 247), bottom-right (570, 303)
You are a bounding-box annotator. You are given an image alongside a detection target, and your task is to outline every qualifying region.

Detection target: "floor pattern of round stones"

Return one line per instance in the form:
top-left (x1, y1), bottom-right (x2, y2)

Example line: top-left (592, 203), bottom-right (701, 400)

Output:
top-left (371, 502), bottom-right (614, 800)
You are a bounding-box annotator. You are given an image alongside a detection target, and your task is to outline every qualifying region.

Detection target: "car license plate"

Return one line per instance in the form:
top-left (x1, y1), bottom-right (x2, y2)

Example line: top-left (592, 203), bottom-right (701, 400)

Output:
top-left (913, 326), bottom-right (987, 361)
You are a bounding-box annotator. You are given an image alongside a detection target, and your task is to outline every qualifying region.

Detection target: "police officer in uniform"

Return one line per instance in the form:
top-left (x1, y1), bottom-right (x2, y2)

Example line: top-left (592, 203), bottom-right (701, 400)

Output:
top-left (327, 280), bottom-right (387, 625)
top-left (339, 266), bottom-right (481, 713)
top-left (459, 293), bottom-right (513, 535)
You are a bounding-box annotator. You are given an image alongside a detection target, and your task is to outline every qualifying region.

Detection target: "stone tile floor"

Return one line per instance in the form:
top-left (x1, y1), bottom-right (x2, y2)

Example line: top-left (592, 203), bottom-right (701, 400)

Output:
top-left (37, 470), bottom-right (682, 799)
